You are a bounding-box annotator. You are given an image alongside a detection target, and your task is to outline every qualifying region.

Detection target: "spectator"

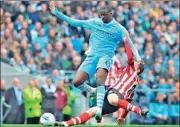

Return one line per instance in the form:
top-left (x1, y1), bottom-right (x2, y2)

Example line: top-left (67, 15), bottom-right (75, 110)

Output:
top-left (3, 28), bottom-right (15, 48)
top-left (170, 81), bottom-right (180, 104)
top-left (157, 77), bottom-right (169, 95)
top-left (149, 93), bottom-right (168, 124)
top-left (144, 70), bottom-right (156, 89)
top-left (155, 35), bottom-right (171, 58)
top-left (34, 50), bottom-right (44, 69)
top-left (167, 78), bottom-right (175, 91)
top-left (30, 22), bottom-right (42, 41)
top-left (1, 48), bottom-right (11, 65)
top-left (27, 57), bottom-right (38, 75)
top-left (23, 79), bottom-right (42, 124)
top-left (22, 49), bottom-right (32, 65)
top-left (55, 42), bottom-right (64, 56)
top-left (16, 29), bottom-right (29, 42)
top-left (32, 28), bottom-right (48, 50)
top-left (41, 56), bottom-right (53, 74)
top-left (27, 5), bottom-right (40, 24)
top-left (0, 80), bottom-right (6, 97)
top-left (55, 80), bottom-right (68, 121)
top-left (38, 3), bottom-right (50, 24)
top-left (48, 16), bottom-right (64, 37)
top-left (69, 55), bottom-right (82, 70)
top-left (50, 50), bottom-right (62, 70)
top-left (142, 47), bottom-right (154, 70)
top-left (41, 77), bottom-right (56, 114)
top-left (169, 81), bottom-right (180, 124)
top-left (14, 14), bottom-right (25, 32)
top-left (19, 40), bottom-right (30, 60)
top-left (48, 29), bottom-right (57, 44)
top-left (164, 25), bottom-right (178, 46)
top-left (33, 78), bottom-right (41, 89)
top-left (4, 77), bottom-right (24, 124)
top-left (13, 54), bottom-right (29, 72)
top-left (51, 69), bottom-right (60, 86)
top-left (0, 79), bottom-right (7, 123)
top-left (62, 80), bottom-right (76, 121)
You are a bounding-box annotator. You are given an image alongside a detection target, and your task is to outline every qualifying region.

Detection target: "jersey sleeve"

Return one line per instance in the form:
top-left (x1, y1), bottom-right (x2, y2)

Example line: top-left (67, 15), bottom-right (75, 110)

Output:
top-left (127, 37), bottom-right (142, 62)
top-left (124, 38), bottom-right (134, 65)
top-left (119, 24), bottom-right (141, 62)
top-left (51, 9), bottom-right (94, 29)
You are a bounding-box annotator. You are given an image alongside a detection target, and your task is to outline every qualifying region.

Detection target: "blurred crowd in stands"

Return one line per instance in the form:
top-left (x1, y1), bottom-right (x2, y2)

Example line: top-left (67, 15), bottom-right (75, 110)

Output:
top-left (0, 1), bottom-right (179, 125)
top-left (1, 77), bottom-right (76, 124)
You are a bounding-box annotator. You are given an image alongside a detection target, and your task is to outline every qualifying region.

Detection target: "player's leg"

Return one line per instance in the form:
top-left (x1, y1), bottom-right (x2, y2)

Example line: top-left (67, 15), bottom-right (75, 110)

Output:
top-left (95, 68), bottom-right (108, 122)
top-left (54, 107), bottom-right (97, 126)
top-left (95, 56), bottom-right (113, 122)
top-left (107, 93), bottom-right (148, 117)
top-left (73, 70), bottom-right (96, 93)
top-left (73, 56), bottom-right (97, 93)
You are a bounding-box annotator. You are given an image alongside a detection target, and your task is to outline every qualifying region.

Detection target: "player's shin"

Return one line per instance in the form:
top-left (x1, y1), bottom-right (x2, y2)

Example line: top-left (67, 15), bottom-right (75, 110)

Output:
top-left (76, 83), bottom-right (96, 94)
top-left (117, 99), bottom-right (141, 115)
top-left (95, 85), bottom-right (105, 121)
top-left (64, 112), bottom-right (91, 126)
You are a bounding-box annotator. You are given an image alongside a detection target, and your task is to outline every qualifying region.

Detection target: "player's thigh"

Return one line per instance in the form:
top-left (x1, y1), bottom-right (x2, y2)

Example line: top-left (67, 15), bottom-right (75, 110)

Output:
top-left (78, 56), bottom-right (98, 78)
top-left (96, 56), bottom-right (112, 84)
top-left (96, 56), bottom-right (113, 72)
top-left (102, 93), bottom-right (118, 115)
top-left (73, 71), bottom-right (89, 86)
top-left (96, 68), bottom-right (108, 85)
top-left (107, 93), bottom-right (119, 106)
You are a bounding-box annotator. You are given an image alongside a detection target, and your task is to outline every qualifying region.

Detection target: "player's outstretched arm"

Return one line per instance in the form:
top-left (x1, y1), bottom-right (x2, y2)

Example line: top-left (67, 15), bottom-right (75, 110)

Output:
top-left (49, 2), bottom-right (86, 27)
top-left (124, 32), bottom-right (142, 62)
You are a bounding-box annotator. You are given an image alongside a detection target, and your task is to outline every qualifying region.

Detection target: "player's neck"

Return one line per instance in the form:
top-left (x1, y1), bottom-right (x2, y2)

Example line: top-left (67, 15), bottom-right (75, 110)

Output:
top-left (104, 17), bottom-right (113, 24)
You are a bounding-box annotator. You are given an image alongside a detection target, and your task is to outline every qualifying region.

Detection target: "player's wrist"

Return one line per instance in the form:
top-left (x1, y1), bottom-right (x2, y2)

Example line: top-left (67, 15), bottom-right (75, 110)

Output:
top-left (51, 9), bottom-right (57, 15)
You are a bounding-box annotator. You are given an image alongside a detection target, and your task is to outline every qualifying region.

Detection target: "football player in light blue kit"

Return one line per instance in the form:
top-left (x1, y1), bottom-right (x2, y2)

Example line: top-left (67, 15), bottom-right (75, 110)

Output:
top-left (49, 2), bottom-right (142, 123)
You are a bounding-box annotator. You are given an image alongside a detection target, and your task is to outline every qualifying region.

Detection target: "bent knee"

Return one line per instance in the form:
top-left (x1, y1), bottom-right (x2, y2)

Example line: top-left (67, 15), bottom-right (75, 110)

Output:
top-left (86, 107), bottom-right (97, 117)
top-left (107, 94), bottom-right (119, 106)
top-left (72, 79), bottom-right (83, 87)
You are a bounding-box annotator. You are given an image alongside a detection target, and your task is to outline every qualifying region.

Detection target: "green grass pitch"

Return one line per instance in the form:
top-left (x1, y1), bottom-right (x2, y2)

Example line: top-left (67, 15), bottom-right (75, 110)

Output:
top-left (1, 124), bottom-right (179, 127)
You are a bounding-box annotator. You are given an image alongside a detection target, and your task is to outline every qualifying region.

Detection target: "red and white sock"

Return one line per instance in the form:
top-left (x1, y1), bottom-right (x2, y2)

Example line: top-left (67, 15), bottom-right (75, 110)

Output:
top-left (117, 99), bottom-right (141, 115)
top-left (65, 112), bottom-right (91, 126)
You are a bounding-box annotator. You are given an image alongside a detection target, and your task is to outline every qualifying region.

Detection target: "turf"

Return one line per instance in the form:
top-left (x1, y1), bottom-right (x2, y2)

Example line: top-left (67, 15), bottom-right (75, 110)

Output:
top-left (1, 124), bottom-right (179, 127)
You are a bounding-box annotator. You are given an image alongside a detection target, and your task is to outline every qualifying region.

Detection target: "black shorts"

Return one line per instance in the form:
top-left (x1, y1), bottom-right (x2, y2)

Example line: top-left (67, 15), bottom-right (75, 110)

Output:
top-left (102, 88), bottom-right (124, 115)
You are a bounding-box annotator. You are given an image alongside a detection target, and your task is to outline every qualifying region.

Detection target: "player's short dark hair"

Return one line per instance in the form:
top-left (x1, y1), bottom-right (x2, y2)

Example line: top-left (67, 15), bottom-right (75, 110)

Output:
top-left (99, 6), bottom-right (113, 13)
top-left (137, 62), bottom-right (145, 75)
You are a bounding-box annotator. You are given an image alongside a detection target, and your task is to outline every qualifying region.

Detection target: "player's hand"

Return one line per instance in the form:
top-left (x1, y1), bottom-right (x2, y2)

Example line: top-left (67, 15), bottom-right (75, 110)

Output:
top-left (140, 60), bottom-right (145, 65)
top-left (49, 1), bottom-right (56, 11)
top-left (117, 117), bottom-right (125, 126)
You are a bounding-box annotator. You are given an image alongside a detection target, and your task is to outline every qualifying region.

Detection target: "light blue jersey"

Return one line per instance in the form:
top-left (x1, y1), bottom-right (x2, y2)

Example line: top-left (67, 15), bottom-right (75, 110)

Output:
top-left (51, 9), bottom-right (141, 76)
top-left (80, 18), bottom-right (126, 57)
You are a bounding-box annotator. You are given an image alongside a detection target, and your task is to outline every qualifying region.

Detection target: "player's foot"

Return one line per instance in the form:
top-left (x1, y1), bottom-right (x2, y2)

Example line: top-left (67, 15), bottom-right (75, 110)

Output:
top-left (95, 114), bottom-right (102, 123)
top-left (54, 121), bottom-right (68, 127)
top-left (140, 109), bottom-right (149, 118)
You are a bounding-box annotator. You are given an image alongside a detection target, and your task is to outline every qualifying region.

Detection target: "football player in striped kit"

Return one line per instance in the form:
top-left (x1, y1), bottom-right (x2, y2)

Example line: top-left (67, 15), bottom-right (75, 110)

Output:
top-left (54, 36), bottom-right (148, 127)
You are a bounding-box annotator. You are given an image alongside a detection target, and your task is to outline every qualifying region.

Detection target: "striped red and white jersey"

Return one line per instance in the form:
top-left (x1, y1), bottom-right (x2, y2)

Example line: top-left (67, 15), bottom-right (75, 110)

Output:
top-left (106, 36), bottom-right (139, 100)
top-left (105, 56), bottom-right (123, 87)
top-left (109, 63), bottom-right (138, 100)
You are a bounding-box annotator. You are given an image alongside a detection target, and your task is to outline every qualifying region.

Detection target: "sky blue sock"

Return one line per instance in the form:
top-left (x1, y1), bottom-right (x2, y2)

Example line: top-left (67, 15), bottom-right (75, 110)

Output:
top-left (96, 85), bottom-right (105, 115)
top-left (76, 83), bottom-right (96, 93)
